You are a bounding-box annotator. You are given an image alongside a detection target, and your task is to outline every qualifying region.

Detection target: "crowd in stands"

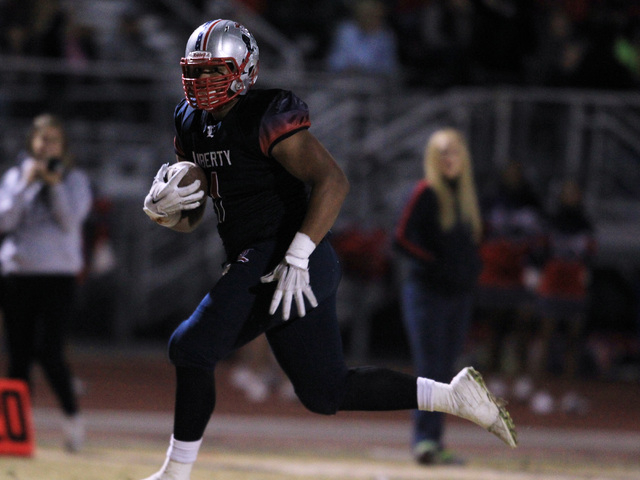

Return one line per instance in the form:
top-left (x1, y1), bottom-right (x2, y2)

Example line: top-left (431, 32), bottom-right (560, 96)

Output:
top-left (0, 0), bottom-right (637, 389)
top-left (332, 158), bottom-right (601, 412)
top-left (475, 161), bottom-right (597, 413)
top-left (2, 0), bottom-right (640, 91)
top-left (224, 0), bottom-right (640, 89)
top-left (0, 0), bottom-right (99, 64)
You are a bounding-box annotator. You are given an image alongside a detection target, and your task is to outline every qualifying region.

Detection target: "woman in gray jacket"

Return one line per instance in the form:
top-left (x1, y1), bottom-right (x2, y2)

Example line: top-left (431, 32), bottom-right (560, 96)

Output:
top-left (0, 113), bottom-right (92, 452)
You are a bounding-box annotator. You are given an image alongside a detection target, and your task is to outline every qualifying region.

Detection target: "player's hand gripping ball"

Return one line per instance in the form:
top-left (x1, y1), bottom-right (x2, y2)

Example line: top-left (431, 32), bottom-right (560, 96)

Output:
top-left (143, 161), bottom-right (208, 227)
top-left (166, 162), bottom-right (208, 225)
top-left (165, 161), bottom-right (208, 194)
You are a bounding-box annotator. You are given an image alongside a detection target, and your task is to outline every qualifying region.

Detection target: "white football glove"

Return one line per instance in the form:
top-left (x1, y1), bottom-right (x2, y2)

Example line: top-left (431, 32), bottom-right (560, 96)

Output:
top-left (261, 232), bottom-right (319, 321)
top-left (143, 163), bottom-right (205, 227)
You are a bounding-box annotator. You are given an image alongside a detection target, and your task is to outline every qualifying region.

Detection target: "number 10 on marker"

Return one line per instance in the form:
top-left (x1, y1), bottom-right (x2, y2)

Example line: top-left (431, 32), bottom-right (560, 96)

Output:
top-left (0, 379), bottom-right (34, 457)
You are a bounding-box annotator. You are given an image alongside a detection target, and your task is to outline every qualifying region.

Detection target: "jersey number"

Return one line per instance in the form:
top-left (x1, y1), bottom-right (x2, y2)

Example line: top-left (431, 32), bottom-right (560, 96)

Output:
top-left (210, 172), bottom-right (226, 223)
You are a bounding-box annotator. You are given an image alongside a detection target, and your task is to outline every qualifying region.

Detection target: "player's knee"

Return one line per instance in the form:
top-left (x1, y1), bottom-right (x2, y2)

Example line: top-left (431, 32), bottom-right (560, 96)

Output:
top-left (296, 389), bottom-right (341, 415)
top-left (168, 330), bottom-right (186, 364)
top-left (168, 325), bottom-right (216, 369)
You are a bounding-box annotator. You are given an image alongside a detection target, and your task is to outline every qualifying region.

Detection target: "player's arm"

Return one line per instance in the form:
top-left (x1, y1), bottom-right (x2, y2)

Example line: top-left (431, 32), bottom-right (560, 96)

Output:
top-left (261, 129), bottom-right (349, 320)
top-left (271, 129), bottom-right (350, 244)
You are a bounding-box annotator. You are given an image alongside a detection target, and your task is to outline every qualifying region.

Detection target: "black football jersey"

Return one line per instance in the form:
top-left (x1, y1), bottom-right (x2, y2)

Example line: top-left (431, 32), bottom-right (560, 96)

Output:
top-left (174, 89), bottom-right (310, 260)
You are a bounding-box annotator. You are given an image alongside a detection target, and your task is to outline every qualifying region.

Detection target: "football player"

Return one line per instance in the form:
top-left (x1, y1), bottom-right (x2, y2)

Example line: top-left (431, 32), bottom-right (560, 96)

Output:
top-left (141, 19), bottom-right (517, 479)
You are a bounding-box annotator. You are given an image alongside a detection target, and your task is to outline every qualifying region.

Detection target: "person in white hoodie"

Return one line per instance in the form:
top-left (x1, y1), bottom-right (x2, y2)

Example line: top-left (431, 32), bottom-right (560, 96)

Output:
top-left (0, 113), bottom-right (92, 452)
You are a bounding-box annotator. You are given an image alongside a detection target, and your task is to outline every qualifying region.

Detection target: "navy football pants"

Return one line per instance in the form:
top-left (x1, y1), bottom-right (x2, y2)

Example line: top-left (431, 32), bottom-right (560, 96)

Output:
top-left (168, 238), bottom-right (418, 441)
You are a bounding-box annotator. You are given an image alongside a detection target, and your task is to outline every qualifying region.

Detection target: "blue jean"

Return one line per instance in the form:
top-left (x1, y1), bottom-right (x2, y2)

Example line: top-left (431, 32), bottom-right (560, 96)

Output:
top-left (400, 274), bottom-right (474, 448)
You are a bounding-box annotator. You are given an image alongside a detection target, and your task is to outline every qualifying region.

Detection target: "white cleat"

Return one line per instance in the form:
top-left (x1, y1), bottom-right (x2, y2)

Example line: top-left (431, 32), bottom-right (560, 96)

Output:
top-left (450, 367), bottom-right (518, 448)
top-left (141, 458), bottom-right (193, 480)
top-left (62, 414), bottom-right (85, 453)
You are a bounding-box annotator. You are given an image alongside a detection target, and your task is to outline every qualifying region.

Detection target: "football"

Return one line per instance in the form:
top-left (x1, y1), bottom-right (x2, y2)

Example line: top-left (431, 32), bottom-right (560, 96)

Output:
top-left (166, 161), bottom-right (208, 226)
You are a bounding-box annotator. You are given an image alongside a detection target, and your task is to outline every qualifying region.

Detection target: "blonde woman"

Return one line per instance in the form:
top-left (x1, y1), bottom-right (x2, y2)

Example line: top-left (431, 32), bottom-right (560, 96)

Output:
top-left (0, 113), bottom-right (92, 452)
top-left (395, 128), bottom-right (483, 465)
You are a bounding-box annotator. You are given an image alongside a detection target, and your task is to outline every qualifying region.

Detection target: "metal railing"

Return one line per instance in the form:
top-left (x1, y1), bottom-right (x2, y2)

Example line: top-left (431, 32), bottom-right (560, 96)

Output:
top-left (1, 55), bottom-right (639, 342)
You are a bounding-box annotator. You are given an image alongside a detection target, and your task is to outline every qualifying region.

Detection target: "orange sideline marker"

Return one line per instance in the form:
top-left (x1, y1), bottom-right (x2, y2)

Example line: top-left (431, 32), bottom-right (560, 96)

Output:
top-left (0, 379), bottom-right (34, 456)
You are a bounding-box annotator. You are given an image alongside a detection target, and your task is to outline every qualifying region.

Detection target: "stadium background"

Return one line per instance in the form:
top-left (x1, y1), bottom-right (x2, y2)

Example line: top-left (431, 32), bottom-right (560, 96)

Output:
top-left (1, 0), bottom-right (640, 471)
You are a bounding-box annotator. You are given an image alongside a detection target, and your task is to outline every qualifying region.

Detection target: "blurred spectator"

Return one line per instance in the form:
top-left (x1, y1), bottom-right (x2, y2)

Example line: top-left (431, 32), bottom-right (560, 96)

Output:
top-left (100, 10), bottom-right (165, 121)
top-left (72, 196), bottom-right (118, 338)
top-left (332, 225), bottom-right (390, 282)
top-left (538, 2), bottom-right (637, 89)
top-left (64, 21), bottom-right (98, 70)
top-left (1, 0), bottom-right (32, 54)
top-left (0, 113), bottom-right (93, 452)
top-left (102, 10), bottom-right (150, 62)
top-left (237, 0), bottom-right (267, 13)
top-left (527, 179), bottom-right (595, 414)
top-left (62, 10), bottom-right (99, 85)
top-left (230, 335), bottom-right (296, 403)
top-left (419, 0), bottom-right (475, 86)
top-left (614, 17), bottom-right (640, 84)
top-left (24, 0), bottom-right (68, 57)
top-left (527, 7), bottom-right (584, 86)
top-left (263, 0), bottom-right (344, 63)
top-left (390, 0), bottom-right (474, 88)
top-left (332, 224), bottom-right (391, 361)
top-left (477, 160), bottom-right (546, 401)
top-left (388, 0), bottom-right (429, 69)
top-left (470, 0), bottom-right (538, 85)
top-left (394, 128), bottom-right (482, 465)
top-left (0, 0), bottom-right (99, 113)
top-left (528, 180), bottom-right (595, 414)
top-left (573, 4), bottom-right (638, 89)
top-left (102, 6), bottom-right (177, 63)
top-left (0, 0), bottom-right (68, 57)
top-left (326, 0), bottom-right (400, 76)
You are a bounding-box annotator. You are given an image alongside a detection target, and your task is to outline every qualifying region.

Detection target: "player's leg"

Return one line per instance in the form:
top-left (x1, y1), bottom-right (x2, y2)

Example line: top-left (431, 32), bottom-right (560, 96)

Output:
top-left (269, 241), bottom-right (517, 447)
top-left (266, 239), bottom-right (420, 412)
top-left (141, 365), bottom-right (213, 480)
top-left (141, 244), bottom-right (275, 480)
top-left (267, 287), bottom-right (419, 413)
top-left (271, 302), bottom-right (516, 447)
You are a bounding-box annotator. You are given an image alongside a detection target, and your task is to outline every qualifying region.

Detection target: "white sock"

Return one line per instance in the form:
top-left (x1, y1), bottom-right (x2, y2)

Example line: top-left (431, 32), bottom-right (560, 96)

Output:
top-left (417, 377), bottom-right (454, 413)
top-left (151, 457), bottom-right (193, 480)
top-left (416, 377), bottom-right (433, 411)
top-left (167, 435), bottom-right (202, 464)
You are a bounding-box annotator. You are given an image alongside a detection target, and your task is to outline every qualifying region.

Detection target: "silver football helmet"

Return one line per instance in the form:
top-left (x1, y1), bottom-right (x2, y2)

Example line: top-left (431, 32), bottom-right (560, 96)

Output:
top-left (181, 19), bottom-right (259, 111)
